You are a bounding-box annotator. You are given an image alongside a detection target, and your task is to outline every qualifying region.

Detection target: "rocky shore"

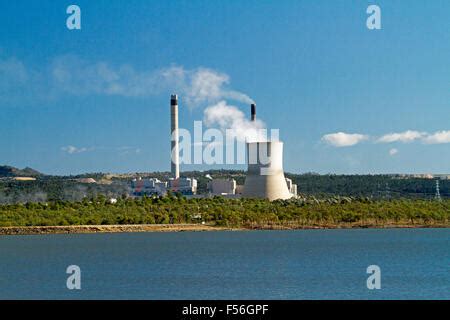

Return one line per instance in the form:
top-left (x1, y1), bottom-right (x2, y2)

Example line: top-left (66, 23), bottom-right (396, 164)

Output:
top-left (0, 222), bottom-right (447, 236)
top-left (0, 224), bottom-right (234, 235)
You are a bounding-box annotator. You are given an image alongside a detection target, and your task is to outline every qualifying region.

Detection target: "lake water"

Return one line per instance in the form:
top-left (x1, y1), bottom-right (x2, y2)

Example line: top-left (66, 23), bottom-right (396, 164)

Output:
top-left (0, 228), bottom-right (448, 299)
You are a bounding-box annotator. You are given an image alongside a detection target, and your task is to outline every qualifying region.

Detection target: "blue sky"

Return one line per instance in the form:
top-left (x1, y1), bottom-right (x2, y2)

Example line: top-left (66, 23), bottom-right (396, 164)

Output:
top-left (1, 0), bottom-right (449, 175)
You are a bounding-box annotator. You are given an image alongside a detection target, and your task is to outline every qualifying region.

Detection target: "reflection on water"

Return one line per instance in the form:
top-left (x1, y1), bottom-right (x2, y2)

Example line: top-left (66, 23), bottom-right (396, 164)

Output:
top-left (0, 228), bottom-right (448, 299)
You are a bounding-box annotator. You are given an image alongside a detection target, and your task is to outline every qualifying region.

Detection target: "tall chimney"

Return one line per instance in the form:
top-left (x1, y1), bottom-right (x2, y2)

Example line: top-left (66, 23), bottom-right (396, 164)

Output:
top-left (251, 103), bottom-right (256, 122)
top-left (170, 94), bottom-right (180, 179)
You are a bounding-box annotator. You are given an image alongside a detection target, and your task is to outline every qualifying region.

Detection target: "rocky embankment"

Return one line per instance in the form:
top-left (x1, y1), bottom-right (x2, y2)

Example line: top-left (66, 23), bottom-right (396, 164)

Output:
top-left (1, 222), bottom-right (447, 236)
top-left (0, 224), bottom-right (232, 235)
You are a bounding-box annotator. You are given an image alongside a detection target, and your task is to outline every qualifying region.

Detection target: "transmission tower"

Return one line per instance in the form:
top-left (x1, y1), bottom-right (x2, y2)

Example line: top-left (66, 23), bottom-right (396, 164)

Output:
top-left (385, 183), bottom-right (391, 200)
top-left (435, 180), bottom-right (442, 201)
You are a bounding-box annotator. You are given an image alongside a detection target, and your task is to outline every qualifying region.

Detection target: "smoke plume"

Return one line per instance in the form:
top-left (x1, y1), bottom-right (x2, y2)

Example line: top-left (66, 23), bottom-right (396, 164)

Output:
top-left (204, 101), bottom-right (267, 142)
top-left (2, 54), bottom-right (266, 141)
top-left (1, 54), bottom-right (254, 109)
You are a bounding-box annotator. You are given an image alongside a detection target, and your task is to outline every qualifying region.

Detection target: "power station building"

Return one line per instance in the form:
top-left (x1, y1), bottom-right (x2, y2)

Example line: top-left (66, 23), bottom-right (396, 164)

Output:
top-left (131, 178), bottom-right (167, 196)
top-left (207, 179), bottom-right (237, 195)
top-left (241, 104), bottom-right (297, 201)
top-left (131, 94), bottom-right (296, 201)
top-left (168, 177), bottom-right (198, 195)
top-left (285, 178), bottom-right (298, 196)
top-left (130, 94), bottom-right (197, 197)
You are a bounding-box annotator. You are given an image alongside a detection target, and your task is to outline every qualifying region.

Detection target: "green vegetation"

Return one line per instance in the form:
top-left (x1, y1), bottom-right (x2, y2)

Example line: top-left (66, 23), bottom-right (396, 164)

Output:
top-left (0, 177), bottom-right (128, 204)
top-left (289, 173), bottom-right (450, 199)
top-left (0, 195), bottom-right (448, 228)
top-left (1, 167), bottom-right (449, 229)
top-left (1, 164), bottom-right (449, 203)
top-left (2, 167), bottom-right (449, 204)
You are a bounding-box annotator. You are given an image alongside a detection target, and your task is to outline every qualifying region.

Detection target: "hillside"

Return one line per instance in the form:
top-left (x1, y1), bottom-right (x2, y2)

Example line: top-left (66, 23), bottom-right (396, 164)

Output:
top-left (0, 165), bottom-right (42, 178)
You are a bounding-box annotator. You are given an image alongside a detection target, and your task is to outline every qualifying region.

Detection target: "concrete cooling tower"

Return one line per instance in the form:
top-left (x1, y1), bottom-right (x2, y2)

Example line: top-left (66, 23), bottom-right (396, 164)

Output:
top-left (242, 141), bottom-right (292, 201)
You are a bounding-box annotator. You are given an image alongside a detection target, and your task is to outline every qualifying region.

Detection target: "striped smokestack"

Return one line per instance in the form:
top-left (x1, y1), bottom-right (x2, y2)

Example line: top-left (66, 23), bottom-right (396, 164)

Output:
top-left (170, 94), bottom-right (180, 179)
top-left (251, 103), bottom-right (256, 122)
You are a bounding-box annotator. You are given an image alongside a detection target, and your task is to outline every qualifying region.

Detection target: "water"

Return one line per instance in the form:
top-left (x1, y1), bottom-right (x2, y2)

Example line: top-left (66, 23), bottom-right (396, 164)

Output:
top-left (0, 229), bottom-right (448, 299)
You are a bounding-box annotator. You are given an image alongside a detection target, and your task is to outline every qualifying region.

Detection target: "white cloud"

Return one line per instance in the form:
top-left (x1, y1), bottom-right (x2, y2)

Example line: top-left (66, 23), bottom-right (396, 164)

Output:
top-left (117, 146), bottom-right (141, 155)
top-left (389, 148), bottom-right (398, 156)
top-left (375, 130), bottom-right (450, 145)
top-left (422, 130), bottom-right (450, 144)
top-left (61, 145), bottom-right (90, 154)
top-left (321, 132), bottom-right (368, 147)
top-left (0, 55), bottom-right (47, 104)
top-left (51, 56), bottom-right (172, 97)
top-left (377, 130), bottom-right (426, 143)
top-left (0, 57), bottom-right (28, 83)
top-left (62, 145), bottom-right (143, 155)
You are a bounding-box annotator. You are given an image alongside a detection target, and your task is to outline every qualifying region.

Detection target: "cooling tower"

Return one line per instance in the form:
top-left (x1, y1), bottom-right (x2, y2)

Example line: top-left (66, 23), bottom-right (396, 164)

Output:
top-left (170, 94), bottom-right (180, 179)
top-left (242, 141), bottom-right (292, 201)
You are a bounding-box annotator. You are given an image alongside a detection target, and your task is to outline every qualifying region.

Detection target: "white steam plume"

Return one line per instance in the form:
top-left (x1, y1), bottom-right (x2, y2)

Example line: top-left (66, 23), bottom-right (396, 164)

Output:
top-left (3, 54), bottom-right (265, 141)
top-left (1, 54), bottom-right (255, 109)
top-left (184, 68), bottom-right (254, 106)
top-left (204, 101), bottom-right (267, 142)
top-left (50, 56), bottom-right (254, 108)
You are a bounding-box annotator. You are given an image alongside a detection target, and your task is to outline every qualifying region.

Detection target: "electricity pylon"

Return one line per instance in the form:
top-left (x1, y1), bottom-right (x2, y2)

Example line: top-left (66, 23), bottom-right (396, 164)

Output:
top-left (435, 180), bottom-right (442, 201)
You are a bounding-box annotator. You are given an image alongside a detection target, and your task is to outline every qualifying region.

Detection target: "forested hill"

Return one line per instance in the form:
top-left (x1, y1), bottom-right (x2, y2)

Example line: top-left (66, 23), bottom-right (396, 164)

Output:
top-left (0, 166), bottom-right (42, 177)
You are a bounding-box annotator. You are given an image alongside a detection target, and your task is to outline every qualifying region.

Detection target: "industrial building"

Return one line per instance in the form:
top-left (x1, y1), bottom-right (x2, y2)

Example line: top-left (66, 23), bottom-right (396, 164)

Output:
top-left (131, 176), bottom-right (197, 197)
top-left (131, 94), bottom-right (296, 201)
top-left (131, 177), bottom-right (167, 196)
top-left (168, 177), bottom-right (198, 195)
top-left (285, 178), bottom-right (298, 197)
top-left (207, 179), bottom-right (237, 195)
top-left (130, 94), bottom-right (197, 197)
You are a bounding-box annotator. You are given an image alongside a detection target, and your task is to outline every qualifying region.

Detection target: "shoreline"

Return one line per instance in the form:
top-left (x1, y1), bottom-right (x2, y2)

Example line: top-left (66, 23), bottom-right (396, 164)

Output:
top-left (0, 223), bottom-right (448, 235)
top-left (0, 224), bottom-right (237, 236)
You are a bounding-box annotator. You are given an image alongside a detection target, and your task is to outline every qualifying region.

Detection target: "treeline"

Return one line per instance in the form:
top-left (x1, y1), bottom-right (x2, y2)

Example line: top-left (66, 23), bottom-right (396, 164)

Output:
top-left (120, 170), bottom-right (450, 199)
top-left (0, 177), bottom-right (129, 204)
top-left (287, 173), bottom-right (450, 199)
top-left (1, 170), bottom-right (449, 204)
top-left (0, 195), bottom-right (448, 228)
